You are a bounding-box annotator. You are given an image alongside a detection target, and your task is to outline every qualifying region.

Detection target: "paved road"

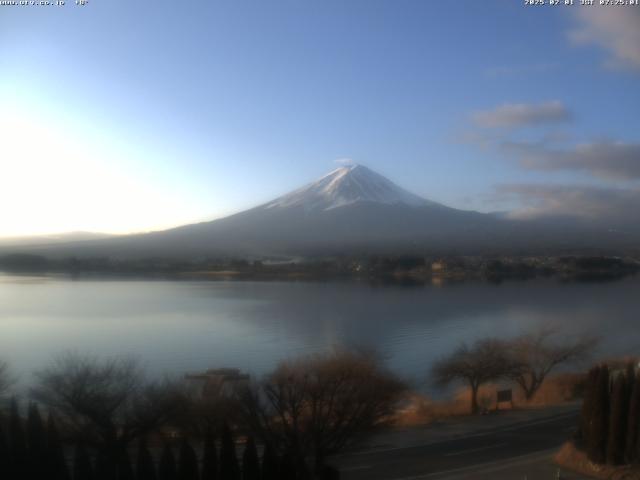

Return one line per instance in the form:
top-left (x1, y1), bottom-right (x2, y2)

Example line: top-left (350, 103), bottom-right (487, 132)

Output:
top-left (334, 411), bottom-right (582, 480)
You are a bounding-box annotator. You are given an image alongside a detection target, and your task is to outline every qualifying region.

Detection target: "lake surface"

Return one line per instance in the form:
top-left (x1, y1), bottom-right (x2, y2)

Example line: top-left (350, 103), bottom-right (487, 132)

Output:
top-left (1, 273), bottom-right (639, 391)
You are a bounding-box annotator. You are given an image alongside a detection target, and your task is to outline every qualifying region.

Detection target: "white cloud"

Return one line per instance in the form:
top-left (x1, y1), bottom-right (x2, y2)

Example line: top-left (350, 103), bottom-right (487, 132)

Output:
top-left (495, 184), bottom-right (640, 223)
top-left (501, 140), bottom-right (640, 181)
top-left (334, 157), bottom-right (356, 166)
top-left (570, 7), bottom-right (640, 70)
top-left (471, 101), bottom-right (571, 128)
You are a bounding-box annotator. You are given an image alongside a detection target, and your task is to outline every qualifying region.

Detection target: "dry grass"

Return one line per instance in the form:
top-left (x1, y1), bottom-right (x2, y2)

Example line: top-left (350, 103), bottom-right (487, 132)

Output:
top-left (393, 373), bottom-right (585, 427)
top-left (392, 385), bottom-right (509, 427)
top-left (392, 393), bottom-right (466, 427)
top-left (524, 372), bottom-right (586, 406)
top-left (554, 442), bottom-right (640, 480)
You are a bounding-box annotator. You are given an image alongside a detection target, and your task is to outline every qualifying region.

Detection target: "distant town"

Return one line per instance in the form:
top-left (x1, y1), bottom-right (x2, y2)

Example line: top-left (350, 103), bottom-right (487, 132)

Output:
top-left (1, 252), bottom-right (638, 283)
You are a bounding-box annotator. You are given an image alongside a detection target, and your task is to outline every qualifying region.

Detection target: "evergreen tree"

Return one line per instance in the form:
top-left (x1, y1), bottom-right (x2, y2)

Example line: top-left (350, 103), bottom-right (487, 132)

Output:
top-left (278, 451), bottom-right (296, 480)
top-left (260, 443), bottom-right (278, 480)
top-left (117, 447), bottom-right (135, 480)
top-left (47, 413), bottom-right (72, 480)
top-left (136, 438), bottom-right (157, 480)
top-left (241, 436), bottom-right (260, 480)
top-left (626, 363), bottom-right (636, 387)
top-left (9, 399), bottom-right (28, 480)
top-left (46, 413), bottom-right (71, 480)
top-left (95, 450), bottom-right (117, 480)
top-left (626, 371), bottom-right (640, 464)
top-left (201, 429), bottom-right (218, 480)
top-left (219, 424), bottom-right (240, 480)
top-left (0, 423), bottom-right (10, 479)
top-left (606, 375), bottom-right (629, 465)
top-left (27, 403), bottom-right (47, 480)
top-left (588, 365), bottom-right (610, 464)
top-left (158, 444), bottom-right (178, 480)
top-left (580, 366), bottom-right (599, 446)
top-left (178, 438), bottom-right (199, 480)
top-left (73, 444), bottom-right (94, 480)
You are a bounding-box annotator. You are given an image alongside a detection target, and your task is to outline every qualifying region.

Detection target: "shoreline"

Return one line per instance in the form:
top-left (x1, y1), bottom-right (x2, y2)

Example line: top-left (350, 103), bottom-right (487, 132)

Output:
top-left (0, 262), bottom-right (637, 284)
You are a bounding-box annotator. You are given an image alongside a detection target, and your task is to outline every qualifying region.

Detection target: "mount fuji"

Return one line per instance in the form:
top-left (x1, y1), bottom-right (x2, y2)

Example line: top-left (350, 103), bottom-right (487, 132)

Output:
top-left (261, 164), bottom-right (436, 212)
top-left (2, 165), bottom-right (636, 259)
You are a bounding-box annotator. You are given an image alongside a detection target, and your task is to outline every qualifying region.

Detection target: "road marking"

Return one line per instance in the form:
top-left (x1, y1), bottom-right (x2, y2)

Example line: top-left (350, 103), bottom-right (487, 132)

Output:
top-left (443, 442), bottom-right (507, 457)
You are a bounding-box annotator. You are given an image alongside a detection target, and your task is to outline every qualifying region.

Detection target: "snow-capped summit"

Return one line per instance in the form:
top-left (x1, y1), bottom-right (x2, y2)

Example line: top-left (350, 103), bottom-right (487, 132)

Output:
top-left (262, 164), bottom-right (436, 212)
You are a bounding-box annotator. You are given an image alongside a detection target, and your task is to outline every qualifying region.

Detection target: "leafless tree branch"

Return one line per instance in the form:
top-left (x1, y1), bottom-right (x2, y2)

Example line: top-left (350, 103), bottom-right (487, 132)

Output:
top-left (236, 349), bottom-right (406, 472)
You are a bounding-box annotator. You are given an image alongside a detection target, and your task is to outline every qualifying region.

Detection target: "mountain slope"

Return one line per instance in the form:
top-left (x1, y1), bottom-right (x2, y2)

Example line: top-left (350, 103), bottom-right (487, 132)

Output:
top-left (0, 165), bottom-right (636, 259)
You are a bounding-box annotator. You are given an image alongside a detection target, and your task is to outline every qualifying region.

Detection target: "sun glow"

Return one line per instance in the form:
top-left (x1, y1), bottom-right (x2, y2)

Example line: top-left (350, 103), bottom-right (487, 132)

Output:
top-left (0, 105), bottom-right (201, 237)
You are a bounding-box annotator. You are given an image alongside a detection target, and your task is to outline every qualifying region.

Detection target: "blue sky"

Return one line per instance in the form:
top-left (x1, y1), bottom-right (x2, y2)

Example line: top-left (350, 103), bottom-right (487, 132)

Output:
top-left (1, 0), bottom-right (639, 236)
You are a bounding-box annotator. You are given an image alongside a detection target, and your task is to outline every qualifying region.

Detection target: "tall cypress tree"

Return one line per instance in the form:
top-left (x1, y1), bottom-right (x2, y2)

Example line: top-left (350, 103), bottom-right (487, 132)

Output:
top-left (626, 363), bottom-right (636, 387)
top-left (136, 438), bottom-right (157, 480)
top-left (44, 413), bottom-right (71, 480)
top-left (158, 444), bottom-right (178, 480)
top-left (580, 366), bottom-right (599, 446)
top-left (117, 447), bottom-right (135, 480)
top-left (201, 429), bottom-right (218, 480)
top-left (95, 449), bottom-right (117, 480)
top-left (46, 413), bottom-right (71, 480)
top-left (73, 444), bottom-right (94, 480)
top-left (27, 403), bottom-right (47, 480)
top-left (260, 443), bottom-right (279, 480)
top-left (0, 423), bottom-right (10, 479)
top-left (219, 424), bottom-right (240, 480)
top-left (278, 451), bottom-right (296, 480)
top-left (178, 438), bottom-right (199, 480)
top-left (588, 365), bottom-right (610, 464)
top-left (241, 436), bottom-right (260, 480)
top-left (606, 375), bottom-right (628, 465)
top-left (9, 398), bottom-right (28, 480)
top-left (626, 371), bottom-right (640, 464)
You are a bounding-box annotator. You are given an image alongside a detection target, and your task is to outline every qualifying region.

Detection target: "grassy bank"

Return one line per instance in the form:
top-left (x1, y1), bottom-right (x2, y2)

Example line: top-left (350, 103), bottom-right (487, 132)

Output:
top-left (555, 442), bottom-right (640, 480)
top-left (393, 372), bottom-right (585, 427)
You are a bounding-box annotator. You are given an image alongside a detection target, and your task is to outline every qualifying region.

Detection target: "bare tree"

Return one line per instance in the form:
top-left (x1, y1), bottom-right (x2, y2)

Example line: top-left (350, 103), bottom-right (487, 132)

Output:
top-left (236, 349), bottom-right (406, 474)
top-left (506, 328), bottom-right (597, 400)
top-left (31, 353), bottom-right (186, 461)
top-left (431, 338), bottom-right (512, 414)
top-left (174, 377), bottom-right (241, 437)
